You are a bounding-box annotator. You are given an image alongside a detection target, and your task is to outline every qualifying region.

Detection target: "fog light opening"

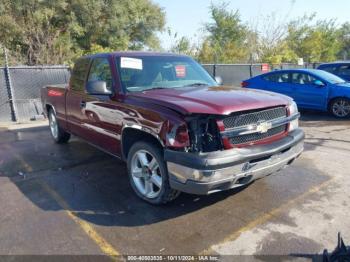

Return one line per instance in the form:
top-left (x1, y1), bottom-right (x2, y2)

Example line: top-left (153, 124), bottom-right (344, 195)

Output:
top-left (236, 175), bottom-right (253, 185)
top-left (287, 158), bottom-right (295, 166)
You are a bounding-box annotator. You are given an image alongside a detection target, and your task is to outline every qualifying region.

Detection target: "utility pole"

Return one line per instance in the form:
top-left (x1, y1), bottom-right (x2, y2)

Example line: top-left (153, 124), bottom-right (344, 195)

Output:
top-left (2, 45), bottom-right (17, 122)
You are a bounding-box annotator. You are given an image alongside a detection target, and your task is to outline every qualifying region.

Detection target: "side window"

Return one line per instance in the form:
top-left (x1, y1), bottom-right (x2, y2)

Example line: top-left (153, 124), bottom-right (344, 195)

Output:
top-left (87, 58), bottom-right (113, 91)
top-left (338, 65), bottom-right (350, 77)
top-left (70, 58), bottom-right (91, 91)
top-left (320, 65), bottom-right (338, 74)
top-left (263, 73), bottom-right (289, 83)
top-left (291, 73), bottom-right (317, 85)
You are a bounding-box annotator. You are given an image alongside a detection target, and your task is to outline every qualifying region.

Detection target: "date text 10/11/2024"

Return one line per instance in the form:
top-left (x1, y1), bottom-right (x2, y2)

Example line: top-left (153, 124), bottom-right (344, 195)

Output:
top-left (126, 255), bottom-right (220, 261)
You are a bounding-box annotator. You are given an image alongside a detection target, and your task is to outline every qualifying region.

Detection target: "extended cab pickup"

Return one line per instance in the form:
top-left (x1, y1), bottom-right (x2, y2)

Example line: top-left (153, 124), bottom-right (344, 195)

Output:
top-left (41, 52), bottom-right (304, 204)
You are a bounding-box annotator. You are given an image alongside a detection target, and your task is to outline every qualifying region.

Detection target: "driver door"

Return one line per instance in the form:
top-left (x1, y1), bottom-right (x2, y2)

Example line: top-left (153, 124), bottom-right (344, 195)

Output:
top-left (80, 57), bottom-right (122, 153)
top-left (290, 72), bottom-right (328, 110)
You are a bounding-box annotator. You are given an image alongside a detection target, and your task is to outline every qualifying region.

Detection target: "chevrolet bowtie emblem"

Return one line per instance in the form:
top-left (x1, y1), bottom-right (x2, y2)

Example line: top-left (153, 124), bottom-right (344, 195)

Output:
top-left (256, 121), bottom-right (272, 133)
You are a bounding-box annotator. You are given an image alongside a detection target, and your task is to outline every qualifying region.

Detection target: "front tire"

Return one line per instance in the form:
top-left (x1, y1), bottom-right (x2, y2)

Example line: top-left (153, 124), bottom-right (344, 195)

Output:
top-left (127, 141), bottom-right (180, 205)
top-left (329, 98), bottom-right (350, 118)
top-left (48, 109), bottom-right (71, 143)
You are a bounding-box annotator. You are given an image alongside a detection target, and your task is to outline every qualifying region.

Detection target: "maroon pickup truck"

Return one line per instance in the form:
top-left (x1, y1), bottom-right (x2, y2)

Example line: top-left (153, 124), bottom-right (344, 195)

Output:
top-left (41, 52), bottom-right (304, 204)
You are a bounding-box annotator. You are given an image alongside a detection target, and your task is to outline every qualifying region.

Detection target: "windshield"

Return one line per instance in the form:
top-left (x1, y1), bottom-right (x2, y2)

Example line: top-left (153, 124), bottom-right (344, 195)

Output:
top-left (313, 70), bottom-right (347, 84)
top-left (116, 55), bottom-right (217, 92)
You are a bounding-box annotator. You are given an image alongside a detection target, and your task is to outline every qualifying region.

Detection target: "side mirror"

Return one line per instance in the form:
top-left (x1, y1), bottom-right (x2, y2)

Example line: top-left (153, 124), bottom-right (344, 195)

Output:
top-left (313, 80), bottom-right (325, 87)
top-left (215, 76), bottom-right (223, 85)
top-left (86, 80), bottom-right (112, 95)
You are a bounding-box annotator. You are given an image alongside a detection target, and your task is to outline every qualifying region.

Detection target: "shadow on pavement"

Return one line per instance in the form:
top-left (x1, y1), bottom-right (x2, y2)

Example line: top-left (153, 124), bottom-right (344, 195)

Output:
top-left (0, 124), bottom-right (332, 254)
top-left (299, 109), bottom-right (350, 127)
top-left (0, 124), bottom-right (329, 231)
top-left (0, 125), bottom-right (250, 227)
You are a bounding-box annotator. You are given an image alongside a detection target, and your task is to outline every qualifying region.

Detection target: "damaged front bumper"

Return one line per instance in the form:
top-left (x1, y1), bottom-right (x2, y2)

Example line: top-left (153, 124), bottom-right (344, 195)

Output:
top-left (165, 129), bottom-right (304, 195)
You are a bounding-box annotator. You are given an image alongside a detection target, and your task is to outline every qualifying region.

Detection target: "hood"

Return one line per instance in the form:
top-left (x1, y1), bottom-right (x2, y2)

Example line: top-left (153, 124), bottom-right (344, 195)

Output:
top-left (334, 82), bottom-right (350, 88)
top-left (129, 86), bottom-right (292, 115)
top-left (331, 82), bottom-right (350, 97)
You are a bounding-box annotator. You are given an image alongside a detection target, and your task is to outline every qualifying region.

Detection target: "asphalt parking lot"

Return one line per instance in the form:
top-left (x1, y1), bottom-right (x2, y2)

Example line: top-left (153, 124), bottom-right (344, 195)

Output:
top-left (0, 111), bottom-right (349, 259)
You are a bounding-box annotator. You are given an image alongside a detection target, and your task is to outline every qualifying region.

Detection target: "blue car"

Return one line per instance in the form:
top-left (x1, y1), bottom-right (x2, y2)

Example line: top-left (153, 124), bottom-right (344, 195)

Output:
top-left (242, 69), bottom-right (350, 118)
top-left (318, 62), bottom-right (350, 81)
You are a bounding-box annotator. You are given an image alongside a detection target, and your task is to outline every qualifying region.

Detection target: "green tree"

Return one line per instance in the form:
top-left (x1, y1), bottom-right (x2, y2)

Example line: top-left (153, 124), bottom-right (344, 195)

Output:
top-left (197, 2), bottom-right (250, 63)
top-left (248, 12), bottom-right (298, 64)
top-left (70, 0), bottom-right (165, 51)
top-left (259, 41), bottom-right (298, 64)
top-left (0, 0), bottom-right (165, 65)
top-left (286, 16), bottom-right (341, 63)
top-left (170, 36), bottom-right (197, 56)
top-left (337, 22), bottom-right (350, 60)
top-left (196, 39), bottom-right (215, 63)
top-left (0, 0), bottom-right (77, 65)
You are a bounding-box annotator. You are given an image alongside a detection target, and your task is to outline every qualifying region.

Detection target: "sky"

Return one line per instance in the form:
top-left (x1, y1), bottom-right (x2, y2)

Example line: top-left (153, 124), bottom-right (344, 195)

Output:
top-left (154, 0), bottom-right (350, 50)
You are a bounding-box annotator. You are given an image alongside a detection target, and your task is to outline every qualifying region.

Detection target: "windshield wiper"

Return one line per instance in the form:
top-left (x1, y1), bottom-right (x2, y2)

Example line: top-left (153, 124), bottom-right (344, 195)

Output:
top-left (144, 87), bottom-right (168, 91)
top-left (143, 83), bottom-right (209, 91)
top-left (186, 82), bottom-right (209, 87)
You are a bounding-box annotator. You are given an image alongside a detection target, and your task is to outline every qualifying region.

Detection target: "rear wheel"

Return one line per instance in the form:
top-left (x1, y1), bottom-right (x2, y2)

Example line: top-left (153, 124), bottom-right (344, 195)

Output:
top-left (127, 141), bottom-right (180, 205)
top-left (329, 98), bottom-right (350, 118)
top-left (48, 109), bottom-right (70, 143)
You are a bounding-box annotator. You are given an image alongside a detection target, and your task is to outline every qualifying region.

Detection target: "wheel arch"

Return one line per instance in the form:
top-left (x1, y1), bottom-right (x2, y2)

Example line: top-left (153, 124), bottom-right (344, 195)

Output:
top-left (45, 103), bottom-right (56, 116)
top-left (327, 96), bottom-right (350, 111)
top-left (121, 125), bottom-right (164, 161)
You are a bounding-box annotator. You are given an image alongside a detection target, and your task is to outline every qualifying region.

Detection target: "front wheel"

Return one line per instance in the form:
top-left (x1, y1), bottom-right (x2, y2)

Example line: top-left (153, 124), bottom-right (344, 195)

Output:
top-left (48, 109), bottom-right (71, 143)
top-left (329, 98), bottom-right (350, 118)
top-left (127, 141), bottom-right (180, 205)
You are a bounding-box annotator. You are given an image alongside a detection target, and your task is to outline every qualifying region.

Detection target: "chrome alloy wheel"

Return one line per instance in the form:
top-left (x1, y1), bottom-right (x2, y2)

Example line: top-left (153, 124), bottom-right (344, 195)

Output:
top-left (130, 150), bottom-right (162, 199)
top-left (49, 111), bottom-right (58, 139)
top-left (332, 99), bottom-right (350, 117)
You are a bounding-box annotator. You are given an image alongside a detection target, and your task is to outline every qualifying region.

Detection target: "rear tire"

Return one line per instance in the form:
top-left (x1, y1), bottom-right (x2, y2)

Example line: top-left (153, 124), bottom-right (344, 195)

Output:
top-left (127, 141), bottom-right (180, 205)
top-left (329, 98), bottom-right (350, 118)
top-left (48, 109), bottom-right (70, 144)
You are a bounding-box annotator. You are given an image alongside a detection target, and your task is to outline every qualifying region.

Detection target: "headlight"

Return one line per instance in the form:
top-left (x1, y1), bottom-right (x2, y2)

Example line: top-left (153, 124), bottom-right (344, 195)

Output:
top-left (288, 101), bottom-right (298, 116)
top-left (288, 101), bottom-right (299, 131)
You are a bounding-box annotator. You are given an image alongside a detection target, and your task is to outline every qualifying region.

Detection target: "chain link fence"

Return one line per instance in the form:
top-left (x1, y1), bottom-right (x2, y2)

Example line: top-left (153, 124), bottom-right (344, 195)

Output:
top-left (0, 69), bottom-right (12, 122)
top-left (0, 66), bottom-right (70, 123)
top-left (202, 63), bottom-right (322, 86)
top-left (1, 62), bottom-right (323, 123)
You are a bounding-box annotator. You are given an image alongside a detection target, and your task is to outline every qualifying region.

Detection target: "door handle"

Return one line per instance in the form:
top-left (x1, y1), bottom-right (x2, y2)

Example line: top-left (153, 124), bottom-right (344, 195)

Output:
top-left (80, 101), bottom-right (86, 108)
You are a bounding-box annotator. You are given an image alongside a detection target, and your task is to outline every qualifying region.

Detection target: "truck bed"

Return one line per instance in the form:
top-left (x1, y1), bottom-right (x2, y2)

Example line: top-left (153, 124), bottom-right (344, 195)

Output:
top-left (40, 84), bottom-right (68, 125)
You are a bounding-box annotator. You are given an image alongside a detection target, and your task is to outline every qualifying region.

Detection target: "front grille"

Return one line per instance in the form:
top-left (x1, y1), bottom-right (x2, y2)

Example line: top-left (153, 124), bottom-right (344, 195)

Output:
top-left (229, 125), bottom-right (286, 145)
top-left (223, 106), bottom-right (288, 146)
top-left (223, 107), bottom-right (287, 129)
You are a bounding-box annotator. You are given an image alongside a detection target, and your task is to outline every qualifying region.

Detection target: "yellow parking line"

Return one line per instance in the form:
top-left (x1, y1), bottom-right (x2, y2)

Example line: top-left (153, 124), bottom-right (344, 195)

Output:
top-left (5, 145), bottom-right (121, 258)
top-left (200, 177), bottom-right (335, 255)
top-left (40, 181), bottom-right (120, 257)
top-left (3, 144), bottom-right (33, 173)
top-left (6, 138), bottom-right (335, 258)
